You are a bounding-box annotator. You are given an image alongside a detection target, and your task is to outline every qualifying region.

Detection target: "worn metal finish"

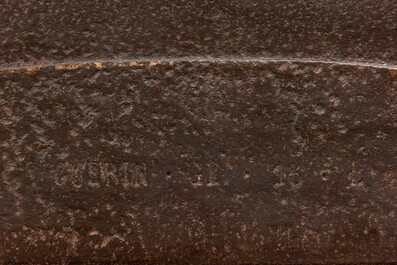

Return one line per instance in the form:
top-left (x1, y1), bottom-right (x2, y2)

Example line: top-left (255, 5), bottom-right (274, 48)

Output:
top-left (1, 60), bottom-right (396, 264)
top-left (1, 0), bottom-right (397, 66)
top-left (1, 0), bottom-right (397, 264)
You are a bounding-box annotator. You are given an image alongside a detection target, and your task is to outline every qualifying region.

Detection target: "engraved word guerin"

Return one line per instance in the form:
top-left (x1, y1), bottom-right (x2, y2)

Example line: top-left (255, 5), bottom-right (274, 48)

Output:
top-left (54, 161), bottom-right (148, 189)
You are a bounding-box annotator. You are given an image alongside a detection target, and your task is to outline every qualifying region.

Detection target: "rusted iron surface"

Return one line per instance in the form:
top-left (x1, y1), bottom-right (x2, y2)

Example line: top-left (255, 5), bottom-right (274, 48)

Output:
top-left (1, 60), bottom-right (396, 264)
top-left (1, 0), bottom-right (397, 66)
top-left (0, 1), bottom-right (397, 264)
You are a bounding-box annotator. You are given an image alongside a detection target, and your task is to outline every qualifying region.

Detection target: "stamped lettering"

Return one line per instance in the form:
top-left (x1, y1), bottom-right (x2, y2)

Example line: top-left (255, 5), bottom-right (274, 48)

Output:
top-left (54, 161), bottom-right (148, 189)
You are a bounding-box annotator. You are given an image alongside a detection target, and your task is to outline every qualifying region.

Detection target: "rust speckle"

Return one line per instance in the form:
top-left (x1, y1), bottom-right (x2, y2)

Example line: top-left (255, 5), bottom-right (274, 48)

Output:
top-left (148, 61), bottom-right (161, 68)
top-left (130, 61), bottom-right (143, 67)
top-left (6, 68), bottom-right (22, 74)
top-left (95, 62), bottom-right (104, 69)
top-left (55, 63), bottom-right (84, 70)
top-left (112, 62), bottom-right (124, 67)
top-left (314, 66), bottom-right (322, 74)
top-left (26, 66), bottom-right (42, 74)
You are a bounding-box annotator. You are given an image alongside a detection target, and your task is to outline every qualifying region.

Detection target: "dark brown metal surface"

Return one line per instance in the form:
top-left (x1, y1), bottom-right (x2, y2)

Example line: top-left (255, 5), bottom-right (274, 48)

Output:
top-left (1, 0), bottom-right (397, 65)
top-left (0, 1), bottom-right (397, 264)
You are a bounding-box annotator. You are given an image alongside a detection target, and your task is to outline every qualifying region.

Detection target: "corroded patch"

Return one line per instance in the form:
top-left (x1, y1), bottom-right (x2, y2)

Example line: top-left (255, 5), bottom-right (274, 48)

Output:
top-left (0, 61), bottom-right (396, 264)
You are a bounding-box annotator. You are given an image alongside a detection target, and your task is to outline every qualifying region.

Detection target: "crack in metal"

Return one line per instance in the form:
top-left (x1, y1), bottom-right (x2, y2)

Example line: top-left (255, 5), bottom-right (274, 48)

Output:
top-left (1, 56), bottom-right (397, 73)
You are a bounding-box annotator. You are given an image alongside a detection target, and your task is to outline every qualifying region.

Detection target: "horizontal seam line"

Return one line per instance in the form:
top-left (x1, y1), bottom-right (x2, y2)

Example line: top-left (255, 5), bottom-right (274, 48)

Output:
top-left (1, 56), bottom-right (397, 72)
